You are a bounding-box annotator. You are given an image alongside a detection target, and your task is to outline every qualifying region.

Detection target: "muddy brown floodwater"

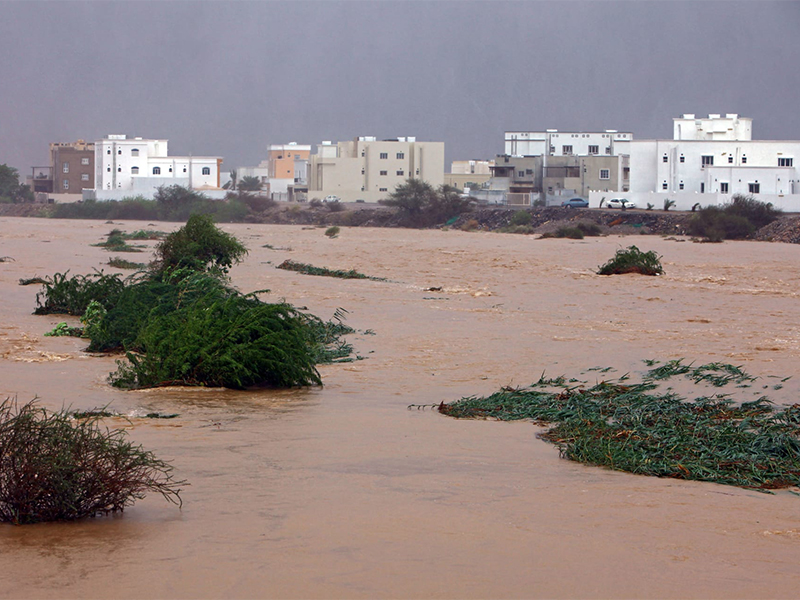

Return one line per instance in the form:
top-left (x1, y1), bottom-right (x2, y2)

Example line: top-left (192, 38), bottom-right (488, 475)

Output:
top-left (1, 216), bottom-right (800, 599)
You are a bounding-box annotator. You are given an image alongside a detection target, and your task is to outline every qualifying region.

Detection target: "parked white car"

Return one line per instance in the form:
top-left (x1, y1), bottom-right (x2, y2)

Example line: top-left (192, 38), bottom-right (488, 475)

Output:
top-left (607, 198), bottom-right (636, 209)
top-left (322, 195), bottom-right (341, 203)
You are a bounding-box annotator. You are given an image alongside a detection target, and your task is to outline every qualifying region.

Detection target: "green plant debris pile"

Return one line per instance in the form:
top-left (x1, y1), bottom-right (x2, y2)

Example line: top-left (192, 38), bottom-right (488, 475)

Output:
top-left (439, 360), bottom-right (800, 491)
top-left (0, 397), bottom-right (184, 524)
top-left (277, 259), bottom-right (387, 281)
top-left (597, 245), bottom-right (663, 276)
top-left (31, 214), bottom-right (359, 390)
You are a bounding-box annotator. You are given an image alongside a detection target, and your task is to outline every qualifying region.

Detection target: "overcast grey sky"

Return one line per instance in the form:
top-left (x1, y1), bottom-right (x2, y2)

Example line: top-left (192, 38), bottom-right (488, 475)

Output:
top-left (2, 1), bottom-right (799, 175)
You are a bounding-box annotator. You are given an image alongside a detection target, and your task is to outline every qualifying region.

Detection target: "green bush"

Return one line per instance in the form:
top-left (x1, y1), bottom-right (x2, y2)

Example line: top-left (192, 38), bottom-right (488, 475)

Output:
top-left (576, 221), bottom-right (602, 236)
top-left (151, 214), bottom-right (247, 275)
top-left (0, 397), bottom-right (183, 524)
top-left (510, 210), bottom-right (532, 226)
top-left (34, 270), bottom-right (126, 316)
top-left (688, 194), bottom-right (781, 241)
top-left (541, 226), bottom-right (584, 239)
top-left (325, 226), bottom-right (340, 238)
top-left (597, 245), bottom-right (663, 276)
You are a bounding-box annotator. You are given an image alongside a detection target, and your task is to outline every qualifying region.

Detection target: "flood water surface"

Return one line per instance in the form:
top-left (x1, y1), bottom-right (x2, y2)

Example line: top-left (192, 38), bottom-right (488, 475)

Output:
top-left (1, 217), bottom-right (799, 598)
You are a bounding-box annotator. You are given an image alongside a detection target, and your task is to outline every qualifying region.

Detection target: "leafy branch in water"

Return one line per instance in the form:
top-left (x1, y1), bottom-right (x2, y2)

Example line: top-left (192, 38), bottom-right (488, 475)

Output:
top-left (440, 361), bottom-right (800, 491)
top-left (276, 259), bottom-right (387, 281)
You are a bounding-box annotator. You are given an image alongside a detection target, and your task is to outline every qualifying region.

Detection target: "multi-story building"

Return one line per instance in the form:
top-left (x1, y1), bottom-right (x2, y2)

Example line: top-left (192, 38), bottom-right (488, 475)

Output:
top-left (445, 160), bottom-right (494, 191)
top-left (489, 129), bottom-right (632, 205)
top-left (87, 134), bottom-right (224, 201)
top-left (29, 140), bottom-right (95, 201)
top-left (308, 136), bottom-right (444, 202)
top-left (623, 114), bottom-right (800, 210)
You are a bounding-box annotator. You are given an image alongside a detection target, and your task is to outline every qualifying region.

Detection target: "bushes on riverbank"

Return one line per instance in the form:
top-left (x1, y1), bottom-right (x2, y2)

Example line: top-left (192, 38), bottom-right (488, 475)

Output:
top-left (688, 194), bottom-right (781, 241)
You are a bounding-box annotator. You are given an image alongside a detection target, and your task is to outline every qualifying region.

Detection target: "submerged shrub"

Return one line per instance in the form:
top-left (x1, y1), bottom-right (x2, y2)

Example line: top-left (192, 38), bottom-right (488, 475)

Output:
top-left (34, 270), bottom-right (126, 316)
top-left (597, 245), bottom-right (663, 276)
top-left (0, 398), bottom-right (184, 524)
top-left (439, 361), bottom-right (800, 491)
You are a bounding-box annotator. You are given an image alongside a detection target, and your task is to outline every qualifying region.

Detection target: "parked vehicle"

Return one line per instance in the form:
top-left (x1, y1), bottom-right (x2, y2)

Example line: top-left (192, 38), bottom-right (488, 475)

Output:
top-left (561, 197), bottom-right (589, 208)
top-left (355, 199), bottom-right (366, 203)
top-left (607, 198), bottom-right (636, 209)
top-left (323, 195), bottom-right (341, 203)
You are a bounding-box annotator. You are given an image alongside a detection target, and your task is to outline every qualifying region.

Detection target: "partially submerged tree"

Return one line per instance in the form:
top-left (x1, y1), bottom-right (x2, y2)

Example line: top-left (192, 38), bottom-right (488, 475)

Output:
top-left (0, 397), bottom-right (184, 524)
top-left (380, 179), bottom-right (473, 226)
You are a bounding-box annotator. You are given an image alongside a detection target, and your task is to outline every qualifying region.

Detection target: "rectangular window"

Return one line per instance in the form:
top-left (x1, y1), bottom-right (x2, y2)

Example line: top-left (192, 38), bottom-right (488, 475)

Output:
top-left (662, 182), bottom-right (668, 190)
top-left (62, 162), bottom-right (69, 173)
top-left (742, 156), bottom-right (747, 164)
top-left (679, 182), bottom-right (684, 190)
top-left (380, 153), bottom-right (388, 159)
top-left (62, 179), bottom-right (69, 190)
top-left (701, 183), bottom-right (705, 193)
top-left (518, 171), bottom-right (525, 177)
top-left (749, 183), bottom-right (760, 193)
top-left (701, 155), bottom-right (714, 166)
top-left (680, 155), bottom-right (685, 163)
top-left (605, 147), bottom-right (611, 155)
top-left (81, 173), bottom-right (89, 181)
top-left (396, 152), bottom-right (404, 159)
top-left (549, 145), bottom-right (555, 154)
top-left (588, 145), bottom-right (598, 155)
top-left (663, 155), bottom-right (668, 163)
top-left (396, 170), bottom-right (404, 176)
top-left (599, 169), bottom-right (610, 180)
top-left (380, 170), bottom-right (387, 176)
top-left (720, 182), bottom-right (729, 193)
top-left (525, 169), bottom-right (533, 174)
top-left (779, 157), bottom-right (794, 167)
top-left (81, 157), bottom-right (90, 165)
top-left (379, 187), bottom-right (388, 192)
top-left (562, 145), bottom-right (572, 155)
top-left (728, 156), bottom-right (734, 164)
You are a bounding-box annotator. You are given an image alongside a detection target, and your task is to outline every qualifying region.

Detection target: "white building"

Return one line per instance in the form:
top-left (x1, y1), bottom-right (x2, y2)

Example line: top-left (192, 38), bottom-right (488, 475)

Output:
top-left (505, 130), bottom-right (633, 157)
top-left (614, 114), bottom-right (800, 211)
top-left (308, 136), bottom-right (444, 202)
top-left (86, 134), bottom-right (224, 201)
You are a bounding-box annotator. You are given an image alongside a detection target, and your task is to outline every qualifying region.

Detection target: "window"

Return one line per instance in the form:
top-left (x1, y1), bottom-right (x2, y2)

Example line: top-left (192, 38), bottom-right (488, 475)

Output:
top-left (779, 157), bottom-right (794, 167)
top-left (202, 167), bottom-right (210, 175)
top-left (415, 168), bottom-right (419, 175)
top-left (361, 168), bottom-right (365, 175)
top-left (107, 167), bottom-right (111, 172)
top-left (562, 145), bottom-right (573, 155)
top-left (701, 155), bottom-right (714, 166)
top-left (81, 173), bottom-right (89, 181)
top-left (117, 167), bottom-right (121, 172)
top-left (749, 183), bottom-right (760, 193)
top-left (526, 169), bottom-right (533, 174)
top-left (588, 145), bottom-right (598, 155)
top-left (361, 150), bottom-right (365, 157)
top-left (728, 156), bottom-right (733, 164)
top-left (680, 155), bottom-right (685, 163)
top-left (131, 149), bottom-right (139, 157)
top-left (118, 149), bottom-right (122, 155)
top-left (183, 167), bottom-right (187, 173)
top-left (81, 157), bottom-right (90, 166)
top-left (379, 187), bottom-right (388, 192)
top-left (679, 182), bottom-right (684, 190)
top-left (396, 152), bottom-right (404, 159)
top-left (107, 149), bottom-right (111, 155)
top-left (153, 166), bottom-right (161, 175)
top-left (663, 155), bottom-right (668, 163)
top-left (549, 145), bottom-right (555, 154)
top-left (380, 170), bottom-right (388, 176)
top-left (131, 166), bottom-right (139, 174)
top-left (396, 170), bottom-right (404, 176)
top-left (742, 155), bottom-right (747, 164)
top-left (518, 171), bottom-right (525, 178)
top-left (62, 162), bottom-right (69, 173)
top-left (599, 169), bottom-right (610, 180)
top-left (169, 167), bottom-right (172, 173)
top-left (605, 147), bottom-right (611, 155)
top-left (720, 182), bottom-right (729, 193)
top-left (700, 183), bottom-right (705, 193)
top-left (380, 153), bottom-right (388, 159)
top-left (62, 179), bottom-right (69, 190)
top-left (662, 182), bottom-right (668, 190)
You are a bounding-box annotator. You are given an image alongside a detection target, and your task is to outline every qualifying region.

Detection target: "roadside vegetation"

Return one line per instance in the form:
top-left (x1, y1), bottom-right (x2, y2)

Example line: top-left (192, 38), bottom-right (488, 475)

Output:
top-left (597, 245), bottom-right (663, 275)
top-left (438, 360), bottom-right (800, 491)
top-left (0, 397), bottom-right (184, 524)
top-left (30, 214), bottom-right (357, 389)
top-left (688, 194), bottom-right (782, 242)
top-left (379, 179), bottom-right (474, 226)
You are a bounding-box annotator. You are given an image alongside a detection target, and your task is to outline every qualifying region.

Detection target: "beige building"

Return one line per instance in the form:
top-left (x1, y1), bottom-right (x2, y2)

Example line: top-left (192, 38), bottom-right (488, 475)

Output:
top-left (308, 136), bottom-right (444, 202)
top-left (445, 159), bottom-right (494, 191)
top-left (29, 140), bottom-right (95, 201)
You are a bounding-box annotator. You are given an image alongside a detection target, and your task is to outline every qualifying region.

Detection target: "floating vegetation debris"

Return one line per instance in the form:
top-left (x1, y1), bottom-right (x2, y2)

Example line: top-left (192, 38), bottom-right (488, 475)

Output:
top-left (0, 397), bottom-right (184, 524)
top-left (44, 322), bottom-right (84, 337)
top-left (19, 277), bottom-right (47, 286)
top-left (0, 256), bottom-right (15, 263)
top-left (440, 360), bottom-right (800, 491)
top-left (597, 245), bottom-right (663, 276)
top-left (276, 259), bottom-right (387, 281)
top-left (325, 226), bottom-right (340, 238)
top-left (107, 257), bottom-right (146, 270)
top-left (92, 230), bottom-right (145, 253)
